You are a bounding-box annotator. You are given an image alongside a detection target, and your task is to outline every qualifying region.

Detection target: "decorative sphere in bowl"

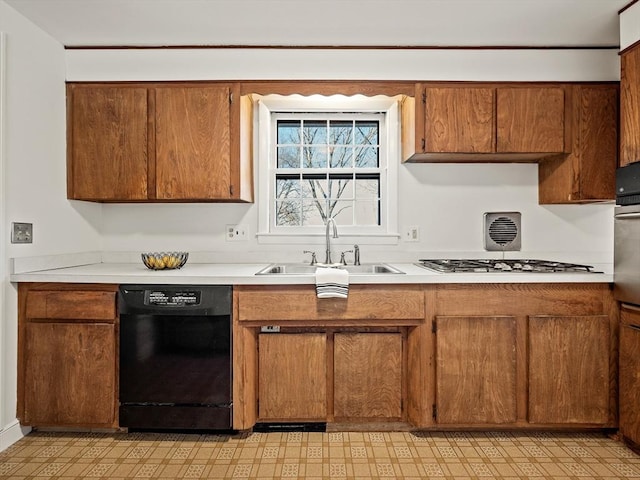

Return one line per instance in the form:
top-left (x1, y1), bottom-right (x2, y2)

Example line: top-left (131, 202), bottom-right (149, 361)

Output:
top-left (141, 252), bottom-right (189, 270)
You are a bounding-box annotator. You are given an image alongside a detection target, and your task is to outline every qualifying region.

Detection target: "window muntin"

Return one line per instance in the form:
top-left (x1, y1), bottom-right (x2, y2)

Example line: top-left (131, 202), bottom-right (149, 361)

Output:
top-left (272, 114), bottom-right (384, 230)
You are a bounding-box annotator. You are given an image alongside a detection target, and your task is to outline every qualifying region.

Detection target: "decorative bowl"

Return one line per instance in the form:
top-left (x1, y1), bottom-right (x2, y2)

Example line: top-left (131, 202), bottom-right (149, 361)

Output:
top-left (141, 252), bottom-right (189, 270)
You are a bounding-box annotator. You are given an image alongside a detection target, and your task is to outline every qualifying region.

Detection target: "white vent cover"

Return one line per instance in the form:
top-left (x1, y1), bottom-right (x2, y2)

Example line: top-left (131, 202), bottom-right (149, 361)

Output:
top-left (484, 212), bottom-right (521, 251)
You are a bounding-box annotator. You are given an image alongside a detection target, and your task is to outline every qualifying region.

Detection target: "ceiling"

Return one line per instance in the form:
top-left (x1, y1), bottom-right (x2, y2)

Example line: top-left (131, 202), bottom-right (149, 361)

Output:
top-left (3, 0), bottom-right (630, 48)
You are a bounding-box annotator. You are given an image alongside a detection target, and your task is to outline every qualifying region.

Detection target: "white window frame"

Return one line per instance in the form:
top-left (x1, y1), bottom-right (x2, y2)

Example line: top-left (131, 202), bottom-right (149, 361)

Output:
top-left (256, 94), bottom-right (401, 245)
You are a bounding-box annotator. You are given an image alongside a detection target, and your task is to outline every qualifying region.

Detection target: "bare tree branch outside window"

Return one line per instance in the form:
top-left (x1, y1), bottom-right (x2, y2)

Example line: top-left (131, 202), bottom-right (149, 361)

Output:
top-left (275, 116), bottom-right (381, 228)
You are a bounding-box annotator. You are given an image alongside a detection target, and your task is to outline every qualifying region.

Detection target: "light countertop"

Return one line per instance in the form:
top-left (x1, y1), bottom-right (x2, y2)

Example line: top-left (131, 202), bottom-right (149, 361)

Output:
top-left (9, 261), bottom-right (614, 285)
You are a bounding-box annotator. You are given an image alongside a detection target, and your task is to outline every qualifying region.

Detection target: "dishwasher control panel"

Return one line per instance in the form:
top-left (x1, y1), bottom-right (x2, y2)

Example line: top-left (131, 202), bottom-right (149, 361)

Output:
top-left (145, 289), bottom-right (201, 307)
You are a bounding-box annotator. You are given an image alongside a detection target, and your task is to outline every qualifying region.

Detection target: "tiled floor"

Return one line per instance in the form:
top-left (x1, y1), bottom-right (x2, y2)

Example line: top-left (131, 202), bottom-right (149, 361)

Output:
top-left (0, 430), bottom-right (639, 479)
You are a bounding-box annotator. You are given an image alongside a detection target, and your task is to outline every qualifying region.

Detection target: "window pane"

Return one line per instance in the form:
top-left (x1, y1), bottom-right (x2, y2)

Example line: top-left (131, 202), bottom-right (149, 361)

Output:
top-left (303, 146), bottom-right (327, 168)
top-left (302, 177), bottom-right (328, 199)
top-left (303, 121), bottom-right (327, 145)
top-left (330, 147), bottom-right (353, 168)
top-left (330, 121), bottom-right (353, 145)
top-left (277, 146), bottom-right (300, 168)
top-left (275, 199), bottom-right (302, 226)
top-left (355, 121), bottom-right (378, 145)
top-left (302, 200), bottom-right (327, 226)
top-left (329, 178), bottom-right (353, 200)
top-left (355, 146), bottom-right (379, 168)
top-left (278, 120), bottom-right (301, 144)
top-left (355, 178), bottom-right (379, 200)
top-left (355, 200), bottom-right (380, 225)
top-left (276, 178), bottom-right (301, 198)
top-left (330, 201), bottom-right (354, 225)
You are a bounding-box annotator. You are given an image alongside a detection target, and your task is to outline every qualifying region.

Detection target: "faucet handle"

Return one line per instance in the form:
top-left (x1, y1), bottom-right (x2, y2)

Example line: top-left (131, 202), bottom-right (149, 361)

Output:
top-left (340, 250), bottom-right (353, 266)
top-left (303, 250), bottom-right (317, 265)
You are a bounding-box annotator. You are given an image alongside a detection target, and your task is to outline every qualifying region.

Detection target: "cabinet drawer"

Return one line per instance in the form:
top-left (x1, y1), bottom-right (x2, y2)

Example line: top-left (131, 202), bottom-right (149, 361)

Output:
top-left (236, 285), bottom-right (424, 324)
top-left (26, 291), bottom-right (117, 321)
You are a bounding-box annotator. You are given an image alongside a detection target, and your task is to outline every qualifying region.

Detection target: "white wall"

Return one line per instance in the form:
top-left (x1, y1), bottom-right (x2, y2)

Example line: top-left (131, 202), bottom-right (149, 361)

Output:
top-left (620, 1), bottom-right (640, 51)
top-left (68, 47), bottom-right (618, 265)
top-left (0, 1), bottom-right (102, 450)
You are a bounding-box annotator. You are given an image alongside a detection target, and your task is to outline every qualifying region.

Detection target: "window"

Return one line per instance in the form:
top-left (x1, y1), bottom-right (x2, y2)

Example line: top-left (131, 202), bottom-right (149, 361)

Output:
top-left (257, 95), bottom-right (400, 243)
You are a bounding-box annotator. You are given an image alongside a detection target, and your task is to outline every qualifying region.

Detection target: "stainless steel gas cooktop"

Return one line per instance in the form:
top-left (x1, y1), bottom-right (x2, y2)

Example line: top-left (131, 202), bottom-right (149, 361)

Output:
top-left (416, 259), bottom-right (600, 273)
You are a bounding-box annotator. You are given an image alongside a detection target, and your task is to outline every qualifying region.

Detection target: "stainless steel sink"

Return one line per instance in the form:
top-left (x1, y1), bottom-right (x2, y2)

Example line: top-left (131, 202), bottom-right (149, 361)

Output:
top-left (255, 263), bottom-right (404, 275)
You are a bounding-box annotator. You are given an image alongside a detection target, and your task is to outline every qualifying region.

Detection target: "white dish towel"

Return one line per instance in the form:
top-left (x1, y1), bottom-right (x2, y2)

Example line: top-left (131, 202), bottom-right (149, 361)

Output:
top-left (315, 267), bottom-right (349, 298)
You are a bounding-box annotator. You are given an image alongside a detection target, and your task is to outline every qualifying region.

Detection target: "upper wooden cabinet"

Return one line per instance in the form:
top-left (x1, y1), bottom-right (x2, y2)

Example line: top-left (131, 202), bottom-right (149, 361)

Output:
top-left (67, 83), bottom-right (253, 202)
top-left (404, 83), bottom-right (569, 162)
top-left (621, 46), bottom-right (640, 167)
top-left (539, 84), bottom-right (618, 204)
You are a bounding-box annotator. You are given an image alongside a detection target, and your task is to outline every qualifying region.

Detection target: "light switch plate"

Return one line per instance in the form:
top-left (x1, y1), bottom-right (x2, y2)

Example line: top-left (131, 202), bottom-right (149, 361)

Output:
top-left (11, 222), bottom-right (33, 244)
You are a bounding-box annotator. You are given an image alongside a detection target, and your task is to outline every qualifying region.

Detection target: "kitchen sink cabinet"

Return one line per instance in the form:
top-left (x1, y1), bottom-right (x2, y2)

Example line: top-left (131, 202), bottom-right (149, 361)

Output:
top-left (17, 284), bottom-right (119, 428)
top-left (435, 316), bottom-right (517, 425)
top-left (619, 304), bottom-right (640, 450)
top-left (620, 45), bottom-right (640, 167)
top-left (404, 83), bottom-right (569, 162)
top-left (67, 83), bottom-right (252, 202)
top-left (528, 315), bottom-right (610, 425)
top-left (258, 333), bottom-right (327, 421)
top-left (538, 84), bottom-right (618, 204)
top-left (234, 285), bottom-right (424, 429)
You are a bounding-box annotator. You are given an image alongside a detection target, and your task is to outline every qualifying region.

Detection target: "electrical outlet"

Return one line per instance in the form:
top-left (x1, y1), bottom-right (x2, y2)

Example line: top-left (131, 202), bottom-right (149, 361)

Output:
top-left (226, 224), bottom-right (248, 241)
top-left (260, 325), bottom-right (281, 333)
top-left (404, 226), bottom-right (420, 242)
top-left (11, 222), bottom-right (33, 244)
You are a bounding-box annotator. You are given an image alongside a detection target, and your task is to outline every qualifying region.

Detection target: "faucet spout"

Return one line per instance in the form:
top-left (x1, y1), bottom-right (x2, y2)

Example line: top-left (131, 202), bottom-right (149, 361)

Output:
top-left (324, 217), bottom-right (338, 264)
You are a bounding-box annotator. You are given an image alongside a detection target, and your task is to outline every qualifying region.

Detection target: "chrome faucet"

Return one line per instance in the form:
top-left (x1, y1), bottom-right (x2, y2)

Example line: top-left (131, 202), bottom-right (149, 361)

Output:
top-left (353, 244), bottom-right (360, 266)
top-left (324, 217), bottom-right (338, 264)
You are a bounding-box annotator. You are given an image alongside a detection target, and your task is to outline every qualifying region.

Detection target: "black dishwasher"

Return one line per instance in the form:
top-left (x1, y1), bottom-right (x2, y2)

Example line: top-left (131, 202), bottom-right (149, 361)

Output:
top-left (119, 285), bottom-right (232, 431)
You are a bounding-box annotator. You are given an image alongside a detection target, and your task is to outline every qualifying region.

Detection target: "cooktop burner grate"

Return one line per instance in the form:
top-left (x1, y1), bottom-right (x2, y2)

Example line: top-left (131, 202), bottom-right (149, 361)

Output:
top-left (416, 259), bottom-right (599, 273)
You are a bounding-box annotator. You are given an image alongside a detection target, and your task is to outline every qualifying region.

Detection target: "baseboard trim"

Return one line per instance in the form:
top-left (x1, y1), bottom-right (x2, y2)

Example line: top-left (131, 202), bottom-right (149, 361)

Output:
top-left (0, 420), bottom-right (30, 452)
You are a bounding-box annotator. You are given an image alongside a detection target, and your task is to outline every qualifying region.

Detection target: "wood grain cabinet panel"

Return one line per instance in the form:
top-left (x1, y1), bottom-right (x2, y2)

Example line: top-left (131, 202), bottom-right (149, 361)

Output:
top-left (620, 46), bottom-right (640, 167)
top-left (155, 86), bottom-right (232, 200)
top-left (538, 84), bottom-right (618, 204)
top-left (425, 87), bottom-right (494, 153)
top-left (334, 333), bottom-right (402, 420)
top-left (528, 315), bottom-right (609, 424)
top-left (435, 316), bottom-right (517, 424)
top-left (23, 322), bottom-right (117, 427)
top-left (67, 86), bottom-right (149, 201)
top-left (26, 290), bottom-right (116, 321)
top-left (620, 305), bottom-right (640, 447)
top-left (496, 87), bottom-right (565, 153)
top-left (258, 333), bottom-right (327, 420)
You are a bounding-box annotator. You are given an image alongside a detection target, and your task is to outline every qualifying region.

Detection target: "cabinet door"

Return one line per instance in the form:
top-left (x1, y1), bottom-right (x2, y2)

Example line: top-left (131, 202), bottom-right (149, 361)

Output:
top-left (497, 87), bottom-right (565, 153)
top-left (620, 306), bottom-right (640, 444)
top-left (620, 47), bottom-right (640, 167)
top-left (538, 85), bottom-right (618, 204)
top-left (424, 87), bottom-right (495, 153)
top-left (155, 86), bottom-right (232, 200)
top-left (258, 333), bottom-right (327, 420)
top-left (68, 86), bottom-right (148, 200)
top-left (334, 333), bottom-right (402, 420)
top-left (23, 322), bottom-right (116, 427)
top-left (528, 315), bottom-right (609, 424)
top-left (436, 316), bottom-right (517, 424)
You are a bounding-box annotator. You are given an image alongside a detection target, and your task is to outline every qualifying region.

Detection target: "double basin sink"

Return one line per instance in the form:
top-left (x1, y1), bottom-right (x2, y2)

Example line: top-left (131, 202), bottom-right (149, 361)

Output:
top-left (255, 263), bottom-right (404, 275)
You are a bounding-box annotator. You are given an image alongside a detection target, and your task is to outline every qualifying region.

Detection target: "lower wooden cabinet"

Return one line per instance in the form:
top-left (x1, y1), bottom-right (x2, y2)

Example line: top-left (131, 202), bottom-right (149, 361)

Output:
top-left (258, 333), bottom-right (327, 420)
top-left (18, 284), bottom-right (119, 429)
top-left (334, 333), bottom-right (402, 420)
top-left (435, 316), bottom-right (517, 424)
top-left (23, 322), bottom-right (117, 426)
top-left (528, 315), bottom-right (610, 424)
top-left (620, 305), bottom-right (640, 448)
